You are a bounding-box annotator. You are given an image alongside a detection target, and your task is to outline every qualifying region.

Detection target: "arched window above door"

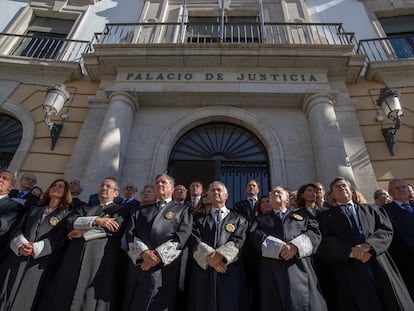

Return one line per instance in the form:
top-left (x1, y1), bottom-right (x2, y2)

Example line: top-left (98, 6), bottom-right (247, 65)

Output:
top-left (170, 122), bottom-right (268, 161)
top-left (0, 114), bottom-right (23, 169)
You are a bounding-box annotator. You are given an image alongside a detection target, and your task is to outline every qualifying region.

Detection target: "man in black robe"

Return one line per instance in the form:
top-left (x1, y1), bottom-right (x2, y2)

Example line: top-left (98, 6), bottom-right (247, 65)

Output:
top-left (383, 178), bottom-right (414, 299)
top-left (123, 173), bottom-right (192, 311)
top-left (188, 181), bottom-right (249, 311)
top-left (317, 176), bottom-right (414, 311)
top-left (0, 170), bottom-right (24, 262)
top-left (250, 185), bottom-right (327, 311)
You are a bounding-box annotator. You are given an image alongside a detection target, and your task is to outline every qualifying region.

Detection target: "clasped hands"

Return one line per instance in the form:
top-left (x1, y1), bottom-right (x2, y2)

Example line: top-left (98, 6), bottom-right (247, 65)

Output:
top-left (279, 243), bottom-right (298, 261)
top-left (140, 250), bottom-right (161, 271)
top-left (206, 251), bottom-right (227, 273)
top-left (18, 242), bottom-right (33, 257)
top-left (351, 243), bottom-right (372, 263)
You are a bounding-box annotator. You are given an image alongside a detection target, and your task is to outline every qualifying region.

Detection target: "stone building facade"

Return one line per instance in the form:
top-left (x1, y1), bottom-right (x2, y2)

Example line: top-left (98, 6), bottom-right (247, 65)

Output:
top-left (0, 0), bottom-right (412, 203)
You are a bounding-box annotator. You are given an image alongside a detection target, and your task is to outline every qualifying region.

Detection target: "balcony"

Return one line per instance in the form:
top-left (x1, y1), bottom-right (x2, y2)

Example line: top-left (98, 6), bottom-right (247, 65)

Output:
top-left (90, 21), bottom-right (355, 47)
top-left (0, 32), bottom-right (90, 82)
top-left (357, 34), bottom-right (414, 83)
top-left (82, 21), bottom-right (363, 83)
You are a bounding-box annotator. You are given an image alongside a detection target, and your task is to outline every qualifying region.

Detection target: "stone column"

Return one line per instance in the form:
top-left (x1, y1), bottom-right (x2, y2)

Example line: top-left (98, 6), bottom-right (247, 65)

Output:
top-left (81, 91), bottom-right (137, 198)
top-left (303, 92), bottom-right (356, 187)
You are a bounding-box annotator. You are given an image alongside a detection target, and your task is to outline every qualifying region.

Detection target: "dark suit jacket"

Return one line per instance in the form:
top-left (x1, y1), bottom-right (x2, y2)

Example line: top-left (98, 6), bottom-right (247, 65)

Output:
top-left (72, 197), bottom-right (88, 210)
top-left (122, 198), bottom-right (141, 212)
top-left (383, 201), bottom-right (414, 298)
top-left (0, 196), bottom-right (24, 259)
top-left (9, 189), bottom-right (39, 208)
top-left (234, 199), bottom-right (257, 224)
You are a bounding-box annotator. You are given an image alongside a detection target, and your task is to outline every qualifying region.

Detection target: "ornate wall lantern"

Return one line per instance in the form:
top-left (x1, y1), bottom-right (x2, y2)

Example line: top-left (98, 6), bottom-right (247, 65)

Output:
top-left (43, 84), bottom-right (70, 150)
top-left (376, 87), bottom-right (403, 156)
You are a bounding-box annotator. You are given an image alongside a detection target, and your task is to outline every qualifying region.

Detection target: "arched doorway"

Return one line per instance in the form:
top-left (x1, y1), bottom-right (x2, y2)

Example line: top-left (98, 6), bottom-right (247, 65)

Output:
top-left (168, 122), bottom-right (270, 207)
top-left (0, 113), bottom-right (23, 169)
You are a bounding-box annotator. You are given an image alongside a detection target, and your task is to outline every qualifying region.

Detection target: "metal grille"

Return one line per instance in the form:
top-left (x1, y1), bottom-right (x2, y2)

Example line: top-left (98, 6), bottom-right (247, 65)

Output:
top-left (0, 114), bottom-right (22, 169)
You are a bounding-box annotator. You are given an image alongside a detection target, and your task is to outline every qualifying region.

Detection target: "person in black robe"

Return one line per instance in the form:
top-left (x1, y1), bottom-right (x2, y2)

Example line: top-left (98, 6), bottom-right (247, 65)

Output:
top-left (122, 174), bottom-right (192, 311)
top-left (36, 176), bottom-right (129, 311)
top-left (188, 181), bottom-right (249, 311)
top-left (0, 179), bottom-right (73, 311)
top-left (0, 170), bottom-right (25, 262)
top-left (383, 178), bottom-right (414, 299)
top-left (250, 185), bottom-right (327, 311)
top-left (317, 176), bottom-right (414, 311)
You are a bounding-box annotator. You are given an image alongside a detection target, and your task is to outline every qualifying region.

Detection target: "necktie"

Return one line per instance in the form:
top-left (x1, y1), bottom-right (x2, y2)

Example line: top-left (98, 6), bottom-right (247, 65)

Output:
top-left (249, 198), bottom-right (256, 209)
top-left (402, 202), bottom-right (413, 213)
top-left (192, 197), bottom-right (199, 208)
top-left (341, 204), bottom-right (363, 241)
top-left (215, 209), bottom-right (222, 223)
top-left (157, 201), bottom-right (166, 209)
top-left (17, 191), bottom-right (25, 199)
top-left (277, 211), bottom-right (285, 220)
top-left (122, 199), bottom-right (129, 205)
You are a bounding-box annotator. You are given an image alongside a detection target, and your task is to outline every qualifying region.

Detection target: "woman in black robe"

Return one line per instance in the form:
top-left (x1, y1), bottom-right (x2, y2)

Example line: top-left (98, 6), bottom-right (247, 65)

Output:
top-left (0, 179), bottom-right (72, 311)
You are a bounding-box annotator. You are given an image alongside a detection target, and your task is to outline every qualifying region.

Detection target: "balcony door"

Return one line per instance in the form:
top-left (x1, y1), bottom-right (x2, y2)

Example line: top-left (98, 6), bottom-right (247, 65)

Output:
top-left (12, 16), bottom-right (74, 60)
top-left (379, 15), bottom-right (414, 58)
top-left (168, 122), bottom-right (270, 208)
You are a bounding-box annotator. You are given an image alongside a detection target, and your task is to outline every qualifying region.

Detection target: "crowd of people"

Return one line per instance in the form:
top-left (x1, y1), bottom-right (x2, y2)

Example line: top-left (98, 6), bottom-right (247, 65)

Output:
top-left (0, 169), bottom-right (414, 311)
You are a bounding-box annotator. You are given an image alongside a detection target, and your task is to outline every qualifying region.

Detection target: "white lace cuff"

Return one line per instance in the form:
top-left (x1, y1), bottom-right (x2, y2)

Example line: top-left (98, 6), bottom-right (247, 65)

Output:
top-left (216, 241), bottom-right (239, 265)
top-left (262, 235), bottom-right (286, 259)
top-left (10, 234), bottom-right (29, 256)
top-left (155, 240), bottom-right (181, 265)
top-left (193, 242), bottom-right (215, 270)
top-left (289, 234), bottom-right (313, 258)
top-left (127, 237), bottom-right (149, 265)
top-left (83, 227), bottom-right (107, 241)
top-left (32, 239), bottom-right (52, 259)
top-left (73, 216), bottom-right (97, 229)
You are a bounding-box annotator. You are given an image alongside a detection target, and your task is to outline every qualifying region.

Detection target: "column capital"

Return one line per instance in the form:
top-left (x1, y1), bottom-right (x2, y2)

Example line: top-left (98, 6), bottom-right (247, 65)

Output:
top-left (302, 92), bottom-right (337, 117)
top-left (107, 90), bottom-right (139, 111)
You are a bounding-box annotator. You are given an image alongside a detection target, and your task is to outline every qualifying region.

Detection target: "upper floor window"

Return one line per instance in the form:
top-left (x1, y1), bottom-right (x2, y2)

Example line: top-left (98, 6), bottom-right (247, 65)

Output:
top-left (378, 15), bottom-right (414, 58)
top-left (186, 15), bottom-right (260, 43)
top-left (12, 16), bottom-right (75, 59)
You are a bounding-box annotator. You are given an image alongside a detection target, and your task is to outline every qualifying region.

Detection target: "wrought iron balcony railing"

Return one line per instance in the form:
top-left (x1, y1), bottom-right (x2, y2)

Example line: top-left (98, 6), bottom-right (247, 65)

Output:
top-left (89, 22), bottom-right (355, 49)
top-left (357, 34), bottom-right (414, 63)
top-left (0, 32), bottom-right (90, 61)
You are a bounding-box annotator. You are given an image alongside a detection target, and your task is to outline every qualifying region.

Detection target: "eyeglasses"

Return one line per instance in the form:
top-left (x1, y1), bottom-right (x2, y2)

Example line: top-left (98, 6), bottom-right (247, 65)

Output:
top-left (125, 186), bottom-right (135, 190)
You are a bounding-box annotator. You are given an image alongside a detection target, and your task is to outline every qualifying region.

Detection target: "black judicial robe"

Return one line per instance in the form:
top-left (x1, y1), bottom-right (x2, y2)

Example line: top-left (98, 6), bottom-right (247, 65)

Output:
top-left (0, 196), bottom-right (24, 261)
top-left (250, 208), bottom-right (327, 311)
top-left (383, 202), bottom-right (414, 299)
top-left (37, 203), bottom-right (129, 311)
top-left (317, 203), bottom-right (414, 311)
top-left (188, 210), bottom-right (249, 311)
top-left (0, 205), bottom-right (71, 311)
top-left (122, 201), bottom-right (192, 311)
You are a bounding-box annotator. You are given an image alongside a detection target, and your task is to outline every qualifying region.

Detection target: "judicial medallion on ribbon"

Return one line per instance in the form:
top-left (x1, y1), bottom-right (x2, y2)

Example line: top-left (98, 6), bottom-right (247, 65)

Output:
top-left (49, 216), bottom-right (60, 226)
top-left (165, 211), bottom-right (175, 219)
top-left (292, 214), bottom-right (304, 221)
top-left (225, 223), bottom-right (236, 233)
